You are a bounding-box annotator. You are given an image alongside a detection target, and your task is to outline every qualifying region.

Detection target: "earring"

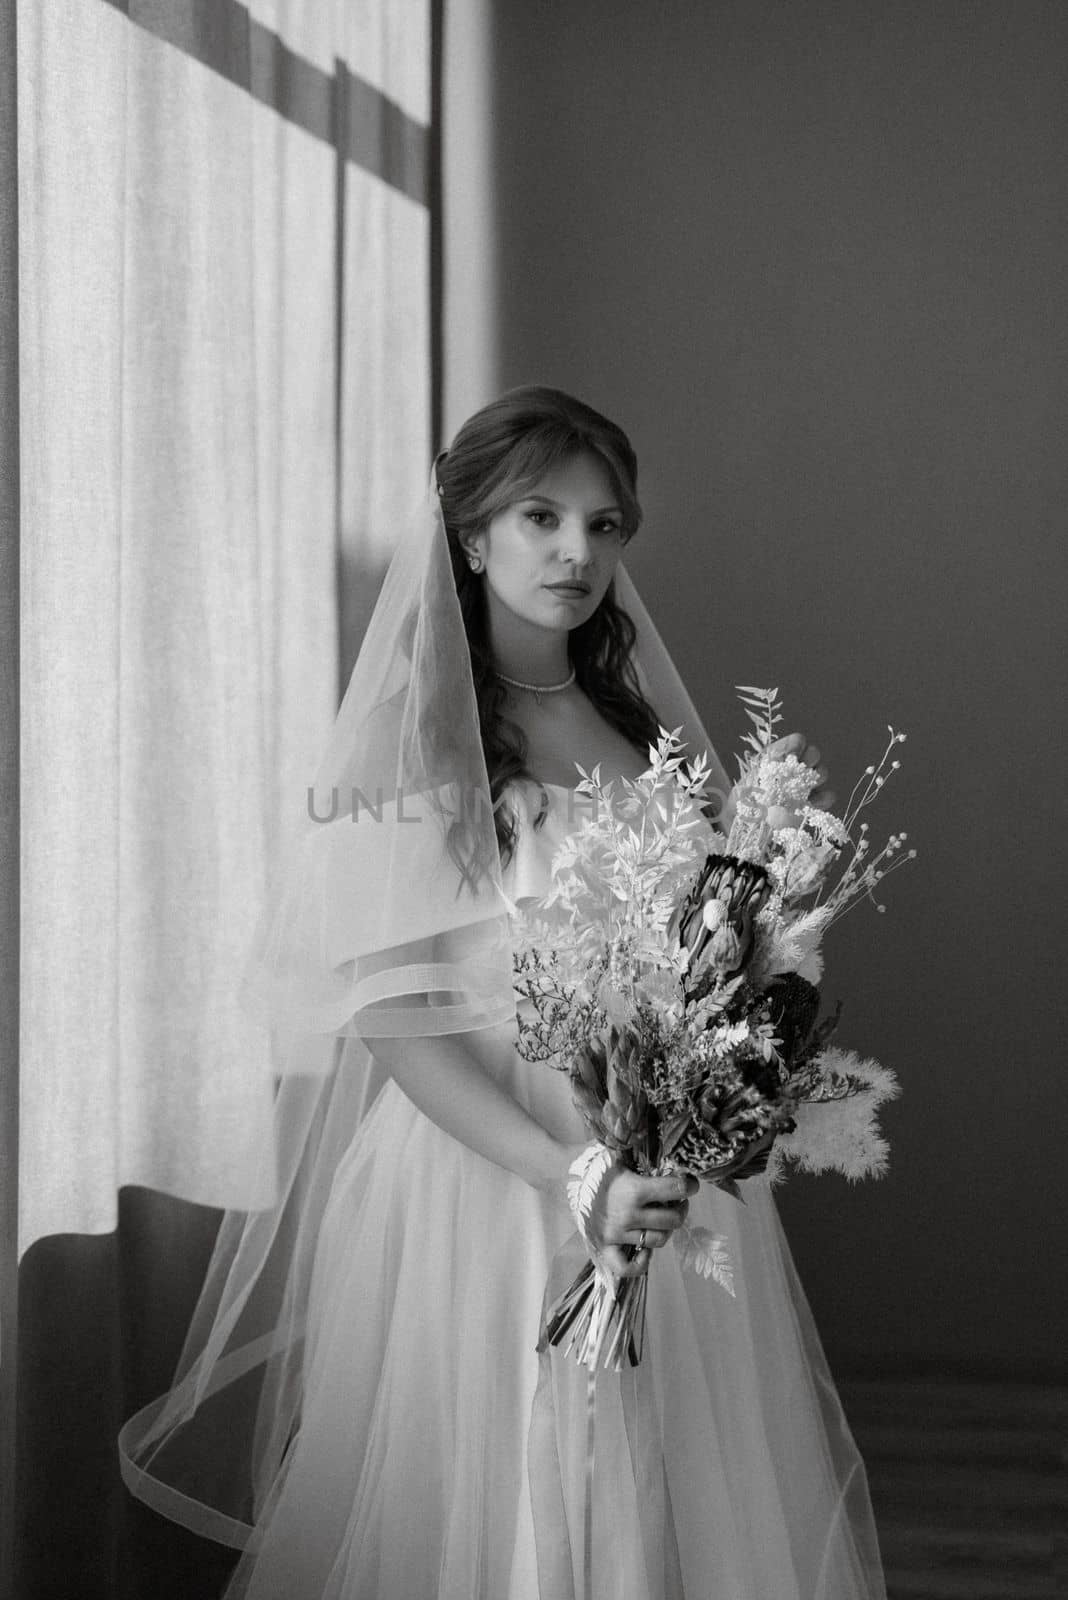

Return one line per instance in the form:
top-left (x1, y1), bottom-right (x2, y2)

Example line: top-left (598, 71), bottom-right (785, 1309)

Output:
top-left (467, 554), bottom-right (483, 573)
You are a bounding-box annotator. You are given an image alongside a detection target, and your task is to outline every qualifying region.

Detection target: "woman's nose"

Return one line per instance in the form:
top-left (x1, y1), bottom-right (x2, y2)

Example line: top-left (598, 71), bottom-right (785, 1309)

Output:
top-left (557, 518), bottom-right (594, 565)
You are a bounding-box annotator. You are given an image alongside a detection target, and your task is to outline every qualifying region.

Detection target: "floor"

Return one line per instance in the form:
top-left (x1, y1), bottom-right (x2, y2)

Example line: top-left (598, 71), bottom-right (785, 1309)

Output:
top-left (119, 1375), bottom-right (1068, 1599)
top-left (839, 1377), bottom-right (1068, 1600)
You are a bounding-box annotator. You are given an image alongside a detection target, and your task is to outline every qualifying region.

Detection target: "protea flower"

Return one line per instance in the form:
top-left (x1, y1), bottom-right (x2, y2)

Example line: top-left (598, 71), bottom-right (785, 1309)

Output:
top-left (671, 854), bottom-right (770, 993)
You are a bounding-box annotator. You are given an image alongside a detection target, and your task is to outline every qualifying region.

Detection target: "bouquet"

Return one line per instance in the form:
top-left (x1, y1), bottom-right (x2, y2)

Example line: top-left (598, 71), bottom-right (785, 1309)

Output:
top-left (513, 686), bottom-right (916, 1372)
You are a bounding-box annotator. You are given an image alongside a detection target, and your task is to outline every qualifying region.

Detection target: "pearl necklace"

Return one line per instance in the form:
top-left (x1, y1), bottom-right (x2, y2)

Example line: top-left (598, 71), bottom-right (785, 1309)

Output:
top-left (496, 666), bottom-right (576, 705)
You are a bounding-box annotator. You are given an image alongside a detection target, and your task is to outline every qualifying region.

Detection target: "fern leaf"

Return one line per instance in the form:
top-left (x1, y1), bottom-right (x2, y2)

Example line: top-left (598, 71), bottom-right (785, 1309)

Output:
top-left (566, 1143), bottom-right (614, 1241)
top-left (674, 1225), bottom-right (736, 1296)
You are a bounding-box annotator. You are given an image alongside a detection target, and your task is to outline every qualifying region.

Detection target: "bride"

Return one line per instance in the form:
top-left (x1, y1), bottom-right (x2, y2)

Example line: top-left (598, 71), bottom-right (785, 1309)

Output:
top-left (119, 386), bottom-right (887, 1599)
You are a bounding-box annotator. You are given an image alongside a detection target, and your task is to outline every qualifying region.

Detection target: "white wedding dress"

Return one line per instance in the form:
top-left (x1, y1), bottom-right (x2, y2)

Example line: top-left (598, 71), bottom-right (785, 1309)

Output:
top-left (212, 778), bottom-right (886, 1600)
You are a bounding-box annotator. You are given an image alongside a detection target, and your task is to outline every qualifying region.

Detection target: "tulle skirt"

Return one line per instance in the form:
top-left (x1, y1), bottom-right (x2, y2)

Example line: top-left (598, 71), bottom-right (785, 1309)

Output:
top-left (203, 1043), bottom-right (885, 1600)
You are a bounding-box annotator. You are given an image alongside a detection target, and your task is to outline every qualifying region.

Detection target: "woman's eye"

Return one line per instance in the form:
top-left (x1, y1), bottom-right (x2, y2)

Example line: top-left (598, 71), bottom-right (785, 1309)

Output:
top-left (524, 510), bottom-right (622, 536)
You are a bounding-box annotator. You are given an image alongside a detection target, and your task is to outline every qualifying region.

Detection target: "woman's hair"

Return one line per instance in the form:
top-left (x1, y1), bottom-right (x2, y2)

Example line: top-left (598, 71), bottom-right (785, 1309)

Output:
top-left (435, 384), bottom-right (663, 867)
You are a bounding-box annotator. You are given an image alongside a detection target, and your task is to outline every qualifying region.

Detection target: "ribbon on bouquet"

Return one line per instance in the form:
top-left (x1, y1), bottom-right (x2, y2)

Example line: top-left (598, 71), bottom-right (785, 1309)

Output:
top-left (526, 1230), bottom-right (685, 1600)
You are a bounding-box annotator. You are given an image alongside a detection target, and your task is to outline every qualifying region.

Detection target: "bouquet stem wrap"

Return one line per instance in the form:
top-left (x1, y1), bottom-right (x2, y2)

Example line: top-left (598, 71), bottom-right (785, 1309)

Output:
top-left (543, 1142), bottom-right (649, 1371)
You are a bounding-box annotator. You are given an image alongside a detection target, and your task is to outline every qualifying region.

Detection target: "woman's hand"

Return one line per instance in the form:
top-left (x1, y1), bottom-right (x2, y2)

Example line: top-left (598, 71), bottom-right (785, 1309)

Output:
top-left (717, 730), bottom-right (836, 834)
top-left (582, 1163), bottom-right (699, 1279)
top-left (766, 731), bottom-right (836, 812)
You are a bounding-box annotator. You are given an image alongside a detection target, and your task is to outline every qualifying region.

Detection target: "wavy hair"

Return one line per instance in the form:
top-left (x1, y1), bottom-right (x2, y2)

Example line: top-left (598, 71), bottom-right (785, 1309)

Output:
top-left (435, 385), bottom-right (663, 869)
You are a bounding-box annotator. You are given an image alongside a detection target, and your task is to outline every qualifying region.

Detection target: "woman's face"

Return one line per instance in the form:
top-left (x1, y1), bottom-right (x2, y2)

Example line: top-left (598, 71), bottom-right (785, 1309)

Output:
top-left (468, 450), bottom-right (627, 636)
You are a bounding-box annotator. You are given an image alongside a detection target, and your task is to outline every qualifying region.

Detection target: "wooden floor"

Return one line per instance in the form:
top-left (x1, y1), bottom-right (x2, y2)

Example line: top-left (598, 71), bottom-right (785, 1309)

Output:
top-left (122, 1375), bottom-right (1067, 1599)
top-left (838, 1378), bottom-right (1068, 1600)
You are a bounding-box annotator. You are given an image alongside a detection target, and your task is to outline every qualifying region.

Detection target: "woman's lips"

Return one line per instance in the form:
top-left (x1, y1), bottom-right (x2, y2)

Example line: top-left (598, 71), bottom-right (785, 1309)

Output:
top-left (544, 581), bottom-right (592, 597)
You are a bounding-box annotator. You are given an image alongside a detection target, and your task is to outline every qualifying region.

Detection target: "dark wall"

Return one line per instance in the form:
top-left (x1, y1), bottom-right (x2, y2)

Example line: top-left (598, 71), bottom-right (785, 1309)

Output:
top-left (486, 0), bottom-right (1067, 1376)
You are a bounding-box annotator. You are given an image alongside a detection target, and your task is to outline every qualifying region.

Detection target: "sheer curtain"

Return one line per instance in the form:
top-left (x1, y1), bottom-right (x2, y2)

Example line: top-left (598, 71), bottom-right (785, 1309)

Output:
top-left (2, 1), bottom-right (434, 1593)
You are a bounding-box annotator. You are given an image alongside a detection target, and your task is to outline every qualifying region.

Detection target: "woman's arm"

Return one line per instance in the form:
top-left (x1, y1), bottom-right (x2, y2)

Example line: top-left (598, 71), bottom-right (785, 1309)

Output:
top-left (363, 1027), bottom-right (578, 1201)
top-left (356, 924), bottom-right (577, 1199)
top-left (362, 1025), bottom-right (696, 1277)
